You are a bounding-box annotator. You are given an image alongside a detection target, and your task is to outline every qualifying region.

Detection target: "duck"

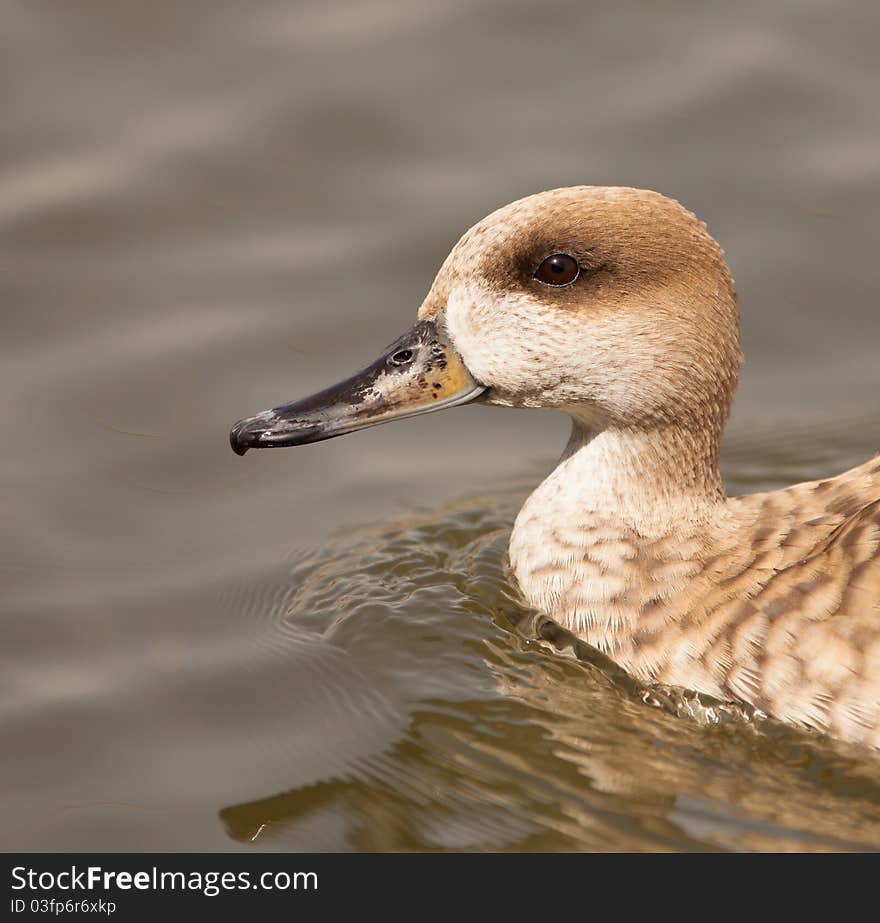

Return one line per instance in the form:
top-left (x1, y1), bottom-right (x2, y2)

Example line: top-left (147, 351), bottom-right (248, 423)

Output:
top-left (230, 186), bottom-right (880, 748)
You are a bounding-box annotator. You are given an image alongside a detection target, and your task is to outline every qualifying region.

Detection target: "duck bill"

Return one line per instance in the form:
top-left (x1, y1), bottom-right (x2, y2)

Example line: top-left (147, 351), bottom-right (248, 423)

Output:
top-left (229, 319), bottom-right (484, 455)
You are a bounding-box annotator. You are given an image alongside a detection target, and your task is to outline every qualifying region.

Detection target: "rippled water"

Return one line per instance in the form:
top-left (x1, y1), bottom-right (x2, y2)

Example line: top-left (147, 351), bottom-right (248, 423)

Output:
top-left (218, 467), bottom-right (880, 852)
top-left (4, 1), bottom-right (880, 851)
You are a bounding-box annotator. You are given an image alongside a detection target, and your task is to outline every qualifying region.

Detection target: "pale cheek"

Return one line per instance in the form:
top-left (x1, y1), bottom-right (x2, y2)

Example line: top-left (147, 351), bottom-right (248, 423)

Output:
top-left (444, 284), bottom-right (681, 417)
top-left (444, 287), bottom-right (503, 376)
top-left (445, 284), bottom-right (569, 397)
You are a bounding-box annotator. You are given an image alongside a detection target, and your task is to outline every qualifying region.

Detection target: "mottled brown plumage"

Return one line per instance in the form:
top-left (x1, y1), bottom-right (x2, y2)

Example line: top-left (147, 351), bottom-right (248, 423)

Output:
top-left (511, 452), bottom-right (880, 745)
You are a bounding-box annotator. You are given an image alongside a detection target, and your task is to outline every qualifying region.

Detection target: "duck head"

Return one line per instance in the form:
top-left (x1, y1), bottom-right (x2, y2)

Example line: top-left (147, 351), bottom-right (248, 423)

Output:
top-left (229, 186), bottom-right (741, 456)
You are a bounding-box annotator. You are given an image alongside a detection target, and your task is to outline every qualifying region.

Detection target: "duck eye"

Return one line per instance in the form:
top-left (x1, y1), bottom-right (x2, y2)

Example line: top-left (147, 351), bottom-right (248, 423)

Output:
top-left (534, 253), bottom-right (579, 286)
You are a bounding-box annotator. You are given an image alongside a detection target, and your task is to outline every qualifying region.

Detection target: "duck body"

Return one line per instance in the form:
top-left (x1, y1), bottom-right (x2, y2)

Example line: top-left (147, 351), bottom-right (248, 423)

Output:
top-left (231, 185), bottom-right (880, 748)
top-left (510, 429), bottom-right (880, 746)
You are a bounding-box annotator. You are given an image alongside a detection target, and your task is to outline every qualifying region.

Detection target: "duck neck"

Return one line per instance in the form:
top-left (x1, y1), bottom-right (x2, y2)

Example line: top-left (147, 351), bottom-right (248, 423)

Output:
top-left (509, 417), bottom-right (727, 643)
top-left (557, 417), bottom-right (725, 524)
top-left (514, 416), bottom-right (726, 549)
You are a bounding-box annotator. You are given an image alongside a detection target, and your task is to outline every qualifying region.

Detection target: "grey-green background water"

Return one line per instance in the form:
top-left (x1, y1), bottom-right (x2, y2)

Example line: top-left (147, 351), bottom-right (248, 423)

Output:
top-left (4, 0), bottom-right (880, 851)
